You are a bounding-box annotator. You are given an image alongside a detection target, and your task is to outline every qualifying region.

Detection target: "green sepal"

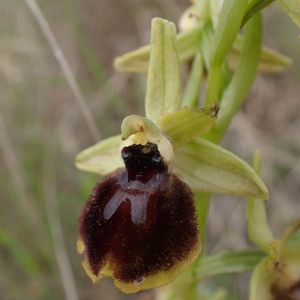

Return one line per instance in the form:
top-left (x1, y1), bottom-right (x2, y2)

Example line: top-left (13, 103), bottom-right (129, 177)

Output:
top-left (114, 21), bottom-right (290, 75)
top-left (277, 0), bottom-right (300, 28)
top-left (247, 198), bottom-right (281, 260)
top-left (247, 150), bottom-right (281, 261)
top-left (249, 258), bottom-right (274, 300)
top-left (158, 106), bottom-right (218, 148)
top-left (114, 25), bottom-right (202, 73)
top-left (145, 18), bottom-right (181, 121)
top-left (195, 250), bottom-right (265, 280)
top-left (75, 135), bottom-right (122, 175)
top-left (174, 138), bottom-right (269, 198)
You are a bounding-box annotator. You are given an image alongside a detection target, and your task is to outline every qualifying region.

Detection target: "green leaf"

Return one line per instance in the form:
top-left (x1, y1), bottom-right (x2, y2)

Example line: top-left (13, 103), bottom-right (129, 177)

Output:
top-left (205, 0), bottom-right (248, 106)
top-left (206, 12), bottom-right (262, 143)
top-left (174, 138), bottom-right (269, 198)
top-left (75, 135), bottom-right (122, 175)
top-left (114, 44), bottom-right (151, 73)
top-left (277, 0), bottom-right (300, 28)
top-left (0, 228), bottom-right (40, 277)
top-left (145, 18), bottom-right (181, 121)
top-left (158, 106), bottom-right (217, 148)
top-left (249, 258), bottom-right (274, 300)
top-left (114, 25), bottom-right (203, 73)
top-left (196, 250), bottom-right (266, 280)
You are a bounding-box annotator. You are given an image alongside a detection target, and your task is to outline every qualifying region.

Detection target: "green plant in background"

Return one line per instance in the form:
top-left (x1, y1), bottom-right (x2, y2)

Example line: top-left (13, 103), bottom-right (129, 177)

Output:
top-left (75, 0), bottom-right (300, 299)
top-left (248, 151), bottom-right (300, 300)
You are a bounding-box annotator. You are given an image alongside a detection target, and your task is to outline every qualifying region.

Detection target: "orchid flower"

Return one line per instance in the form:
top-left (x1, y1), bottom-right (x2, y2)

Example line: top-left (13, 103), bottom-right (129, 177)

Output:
top-left (75, 18), bottom-right (268, 294)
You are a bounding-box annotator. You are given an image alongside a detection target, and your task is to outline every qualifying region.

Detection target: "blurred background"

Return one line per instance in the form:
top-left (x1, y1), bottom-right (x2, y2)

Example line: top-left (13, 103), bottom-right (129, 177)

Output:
top-left (0, 0), bottom-right (299, 299)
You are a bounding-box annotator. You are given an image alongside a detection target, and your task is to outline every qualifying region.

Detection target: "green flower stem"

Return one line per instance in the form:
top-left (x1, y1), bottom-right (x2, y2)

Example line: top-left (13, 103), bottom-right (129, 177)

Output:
top-left (243, 0), bottom-right (275, 26)
top-left (205, 0), bottom-right (248, 106)
top-left (209, 0), bottom-right (221, 29)
top-left (195, 192), bottom-right (211, 241)
top-left (191, 13), bottom-right (263, 291)
top-left (195, 11), bottom-right (262, 249)
top-left (204, 64), bottom-right (224, 106)
top-left (205, 12), bottom-right (262, 143)
top-left (182, 53), bottom-right (204, 108)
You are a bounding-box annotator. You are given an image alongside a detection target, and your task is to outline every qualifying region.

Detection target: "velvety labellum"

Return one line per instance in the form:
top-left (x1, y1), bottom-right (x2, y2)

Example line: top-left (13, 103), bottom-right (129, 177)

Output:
top-left (271, 279), bottom-right (300, 300)
top-left (79, 143), bottom-right (200, 292)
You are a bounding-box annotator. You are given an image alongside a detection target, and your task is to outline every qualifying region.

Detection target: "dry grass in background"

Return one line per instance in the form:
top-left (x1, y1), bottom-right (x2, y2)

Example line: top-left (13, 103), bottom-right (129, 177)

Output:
top-left (0, 1), bottom-right (299, 299)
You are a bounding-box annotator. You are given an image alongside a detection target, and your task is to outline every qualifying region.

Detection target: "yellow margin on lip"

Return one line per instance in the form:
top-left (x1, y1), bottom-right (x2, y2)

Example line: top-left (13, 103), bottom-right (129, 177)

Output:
top-left (77, 238), bottom-right (202, 294)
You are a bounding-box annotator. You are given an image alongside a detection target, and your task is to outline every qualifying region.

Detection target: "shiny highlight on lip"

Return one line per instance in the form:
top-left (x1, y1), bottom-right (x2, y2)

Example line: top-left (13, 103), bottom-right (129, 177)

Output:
top-left (78, 143), bottom-right (200, 291)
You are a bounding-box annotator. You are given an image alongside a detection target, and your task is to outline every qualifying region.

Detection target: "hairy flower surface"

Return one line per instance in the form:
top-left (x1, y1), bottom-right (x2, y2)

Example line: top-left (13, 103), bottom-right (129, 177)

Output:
top-left (78, 143), bottom-right (200, 293)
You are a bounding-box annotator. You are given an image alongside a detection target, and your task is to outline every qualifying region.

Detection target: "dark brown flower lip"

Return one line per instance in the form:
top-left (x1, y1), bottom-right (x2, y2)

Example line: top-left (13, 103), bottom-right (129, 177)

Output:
top-left (290, 281), bottom-right (300, 299)
top-left (79, 143), bottom-right (200, 286)
top-left (271, 279), bottom-right (300, 300)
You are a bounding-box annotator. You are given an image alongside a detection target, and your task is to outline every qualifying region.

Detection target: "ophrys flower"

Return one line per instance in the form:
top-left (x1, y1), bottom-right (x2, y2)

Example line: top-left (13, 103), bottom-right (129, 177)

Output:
top-left (76, 18), bottom-right (268, 294)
